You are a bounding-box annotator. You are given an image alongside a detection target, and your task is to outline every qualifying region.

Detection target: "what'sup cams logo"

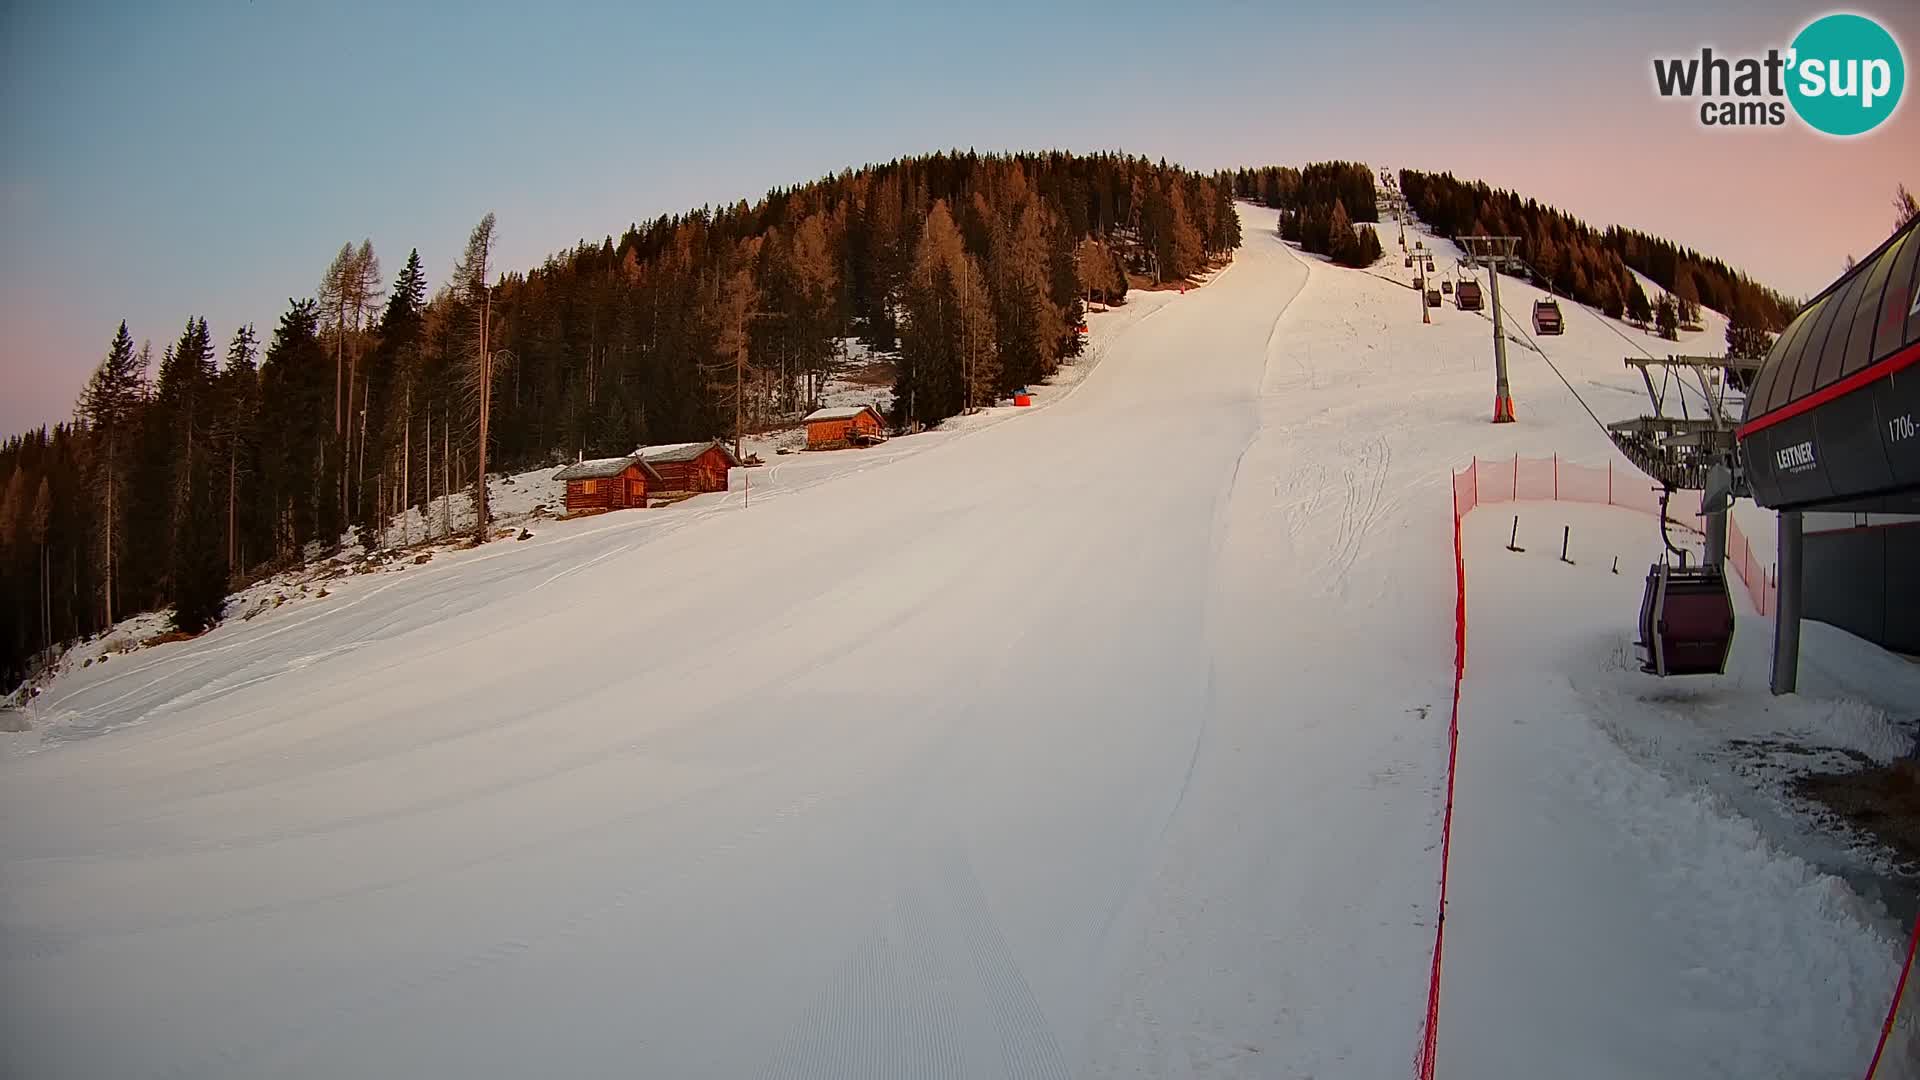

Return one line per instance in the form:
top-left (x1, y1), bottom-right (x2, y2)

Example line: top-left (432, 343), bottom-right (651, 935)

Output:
top-left (1653, 12), bottom-right (1904, 135)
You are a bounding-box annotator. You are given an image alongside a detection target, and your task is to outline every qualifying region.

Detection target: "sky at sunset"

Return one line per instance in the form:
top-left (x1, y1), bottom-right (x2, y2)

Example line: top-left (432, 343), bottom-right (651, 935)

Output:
top-left (3, 0), bottom-right (1915, 433)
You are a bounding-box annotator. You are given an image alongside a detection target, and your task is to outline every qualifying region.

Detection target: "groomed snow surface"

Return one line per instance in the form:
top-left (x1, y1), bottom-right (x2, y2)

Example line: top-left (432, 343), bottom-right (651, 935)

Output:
top-left (2, 203), bottom-right (1912, 1078)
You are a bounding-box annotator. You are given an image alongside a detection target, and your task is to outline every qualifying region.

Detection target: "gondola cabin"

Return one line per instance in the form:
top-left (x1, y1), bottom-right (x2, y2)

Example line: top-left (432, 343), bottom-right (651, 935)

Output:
top-left (1636, 562), bottom-right (1734, 676)
top-left (1456, 280), bottom-right (1484, 311)
top-left (804, 404), bottom-right (887, 450)
top-left (1442, 280), bottom-right (1453, 295)
top-left (637, 441), bottom-right (737, 494)
top-left (1532, 298), bottom-right (1564, 335)
top-left (553, 455), bottom-right (660, 514)
top-left (1426, 288), bottom-right (1443, 307)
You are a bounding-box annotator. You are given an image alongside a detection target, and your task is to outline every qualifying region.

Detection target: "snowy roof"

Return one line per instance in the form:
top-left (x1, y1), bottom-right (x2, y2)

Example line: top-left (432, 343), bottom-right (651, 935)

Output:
top-left (636, 441), bottom-right (739, 466)
top-left (803, 405), bottom-right (882, 423)
top-left (552, 455), bottom-right (655, 481)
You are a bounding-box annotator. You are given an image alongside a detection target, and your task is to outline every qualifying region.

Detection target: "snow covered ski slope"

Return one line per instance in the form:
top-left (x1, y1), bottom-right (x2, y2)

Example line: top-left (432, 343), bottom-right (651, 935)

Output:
top-left (0, 203), bottom-right (1903, 1078)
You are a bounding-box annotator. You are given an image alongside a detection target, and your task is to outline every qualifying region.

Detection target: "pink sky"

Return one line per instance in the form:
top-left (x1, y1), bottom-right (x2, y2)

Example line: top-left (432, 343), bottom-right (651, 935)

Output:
top-left (2, 1), bottom-right (1913, 435)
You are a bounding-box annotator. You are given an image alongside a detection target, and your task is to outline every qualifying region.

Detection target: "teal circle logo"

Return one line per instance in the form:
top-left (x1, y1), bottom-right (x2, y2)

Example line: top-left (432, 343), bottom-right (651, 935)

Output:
top-left (1787, 13), bottom-right (1904, 136)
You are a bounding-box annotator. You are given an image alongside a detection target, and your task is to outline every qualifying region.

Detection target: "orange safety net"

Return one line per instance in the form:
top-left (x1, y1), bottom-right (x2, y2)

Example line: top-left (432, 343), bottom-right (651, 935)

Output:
top-left (1425, 455), bottom-right (1787, 1079)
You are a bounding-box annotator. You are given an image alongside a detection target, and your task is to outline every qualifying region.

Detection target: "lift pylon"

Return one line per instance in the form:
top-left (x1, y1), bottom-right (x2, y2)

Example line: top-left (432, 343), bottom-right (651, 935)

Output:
top-left (1455, 235), bottom-right (1522, 422)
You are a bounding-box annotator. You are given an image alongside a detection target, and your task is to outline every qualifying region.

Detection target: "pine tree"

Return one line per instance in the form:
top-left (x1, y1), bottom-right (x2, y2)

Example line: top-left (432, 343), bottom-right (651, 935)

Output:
top-left (1725, 306), bottom-right (1777, 362)
top-left (989, 199), bottom-right (1066, 391)
top-left (258, 299), bottom-right (328, 560)
top-left (0, 467), bottom-right (24, 557)
top-left (214, 325), bottom-right (259, 574)
top-left (896, 200), bottom-right (996, 427)
top-left (1354, 223), bottom-right (1384, 266)
top-left (150, 319), bottom-right (217, 577)
top-left (1655, 293), bottom-right (1679, 340)
top-left (78, 322), bottom-right (146, 624)
top-left (368, 249), bottom-right (427, 541)
top-left (169, 454), bottom-right (227, 635)
top-left (148, 318), bottom-right (219, 613)
top-left (30, 476), bottom-right (51, 658)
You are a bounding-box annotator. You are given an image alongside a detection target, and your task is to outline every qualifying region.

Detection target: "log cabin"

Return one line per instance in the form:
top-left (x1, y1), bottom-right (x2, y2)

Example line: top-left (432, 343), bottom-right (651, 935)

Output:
top-left (802, 405), bottom-right (887, 450)
top-left (552, 455), bottom-right (661, 513)
top-left (637, 441), bottom-right (737, 494)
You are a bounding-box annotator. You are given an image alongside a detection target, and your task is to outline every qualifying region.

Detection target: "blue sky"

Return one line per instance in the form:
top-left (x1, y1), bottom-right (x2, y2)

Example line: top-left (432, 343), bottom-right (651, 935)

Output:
top-left (3, 0), bottom-right (1914, 432)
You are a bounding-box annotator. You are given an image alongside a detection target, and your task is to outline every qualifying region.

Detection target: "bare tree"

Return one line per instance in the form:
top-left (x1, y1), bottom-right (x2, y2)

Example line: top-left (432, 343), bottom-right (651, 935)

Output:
top-left (318, 241), bottom-right (384, 526)
top-left (1896, 183), bottom-right (1919, 232)
top-left (702, 237), bottom-right (763, 462)
top-left (451, 214), bottom-right (498, 543)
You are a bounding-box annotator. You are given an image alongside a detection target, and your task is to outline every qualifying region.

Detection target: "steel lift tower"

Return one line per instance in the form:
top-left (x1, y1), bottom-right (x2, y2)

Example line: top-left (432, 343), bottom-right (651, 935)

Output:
top-left (1455, 235), bottom-right (1523, 422)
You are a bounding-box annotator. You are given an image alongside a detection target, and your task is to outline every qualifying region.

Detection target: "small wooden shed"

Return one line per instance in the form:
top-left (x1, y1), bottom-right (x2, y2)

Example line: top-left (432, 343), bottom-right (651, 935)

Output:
top-left (638, 441), bottom-right (738, 494)
top-left (803, 405), bottom-right (887, 450)
top-left (553, 455), bottom-right (660, 513)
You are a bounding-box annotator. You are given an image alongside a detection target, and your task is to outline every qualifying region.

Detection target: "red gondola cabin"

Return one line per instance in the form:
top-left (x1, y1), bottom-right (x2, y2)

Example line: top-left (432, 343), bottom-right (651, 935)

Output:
top-left (803, 405), bottom-right (887, 450)
top-left (1532, 298), bottom-right (1564, 335)
top-left (553, 455), bottom-right (660, 513)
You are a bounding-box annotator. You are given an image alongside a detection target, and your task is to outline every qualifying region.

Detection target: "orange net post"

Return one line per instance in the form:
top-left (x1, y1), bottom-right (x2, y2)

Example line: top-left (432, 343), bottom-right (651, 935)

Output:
top-left (1557, 460), bottom-right (1611, 505)
top-left (1475, 457), bottom-right (1513, 505)
top-left (1515, 456), bottom-right (1556, 501)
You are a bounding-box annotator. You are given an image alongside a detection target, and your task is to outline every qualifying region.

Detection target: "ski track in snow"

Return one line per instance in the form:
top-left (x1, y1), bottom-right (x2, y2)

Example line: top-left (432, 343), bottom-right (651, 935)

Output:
top-left (0, 204), bottom-right (1906, 1079)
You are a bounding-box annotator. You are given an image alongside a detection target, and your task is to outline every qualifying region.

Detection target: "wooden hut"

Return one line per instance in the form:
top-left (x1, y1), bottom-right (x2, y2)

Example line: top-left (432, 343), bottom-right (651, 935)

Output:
top-left (552, 455), bottom-right (660, 513)
top-left (803, 405), bottom-right (887, 450)
top-left (637, 441), bottom-right (737, 494)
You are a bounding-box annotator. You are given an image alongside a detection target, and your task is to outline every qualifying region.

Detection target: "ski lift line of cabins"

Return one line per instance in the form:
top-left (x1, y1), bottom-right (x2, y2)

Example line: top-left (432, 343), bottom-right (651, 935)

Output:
top-left (1465, 269), bottom-right (1742, 677)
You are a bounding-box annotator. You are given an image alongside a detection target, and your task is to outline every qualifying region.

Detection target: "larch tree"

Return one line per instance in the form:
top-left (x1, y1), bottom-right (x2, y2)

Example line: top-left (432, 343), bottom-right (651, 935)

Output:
top-left (451, 214), bottom-right (498, 542)
top-left (1626, 278), bottom-right (1653, 327)
top-left (1673, 272), bottom-right (1701, 326)
top-left (1327, 199), bottom-right (1357, 265)
top-left (1166, 181), bottom-right (1204, 281)
top-left (1074, 237), bottom-right (1122, 307)
top-left (703, 236), bottom-right (763, 461)
top-left (317, 241), bottom-right (383, 529)
top-left (786, 213), bottom-right (841, 411)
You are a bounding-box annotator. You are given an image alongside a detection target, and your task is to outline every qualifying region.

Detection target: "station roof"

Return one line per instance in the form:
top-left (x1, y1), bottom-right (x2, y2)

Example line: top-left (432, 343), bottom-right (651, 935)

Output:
top-left (1739, 216), bottom-right (1920, 512)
